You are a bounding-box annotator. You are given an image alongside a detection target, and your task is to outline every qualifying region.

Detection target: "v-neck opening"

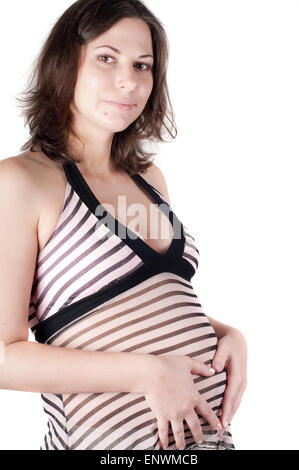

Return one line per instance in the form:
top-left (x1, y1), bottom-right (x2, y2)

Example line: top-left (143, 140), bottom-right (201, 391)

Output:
top-left (62, 161), bottom-right (185, 262)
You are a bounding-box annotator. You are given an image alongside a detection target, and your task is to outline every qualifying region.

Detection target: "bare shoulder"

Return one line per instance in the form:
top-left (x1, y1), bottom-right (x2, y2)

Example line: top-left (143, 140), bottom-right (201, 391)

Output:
top-left (12, 149), bottom-right (63, 177)
top-left (0, 150), bottom-right (62, 187)
top-left (0, 153), bottom-right (33, 180)
top-left (0, 154), bottom-right (39, 219)
top-left (0, 150), bottom-right (65, 223)
top-left (141, 162), bottom-right (171, 205)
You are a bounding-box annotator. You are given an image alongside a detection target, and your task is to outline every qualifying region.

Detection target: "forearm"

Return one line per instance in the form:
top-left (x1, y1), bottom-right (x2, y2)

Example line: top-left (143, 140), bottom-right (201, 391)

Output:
top-left (0, 340), bottom-right (156, 395)
top-left (206, 315), bottom-right (238, 340)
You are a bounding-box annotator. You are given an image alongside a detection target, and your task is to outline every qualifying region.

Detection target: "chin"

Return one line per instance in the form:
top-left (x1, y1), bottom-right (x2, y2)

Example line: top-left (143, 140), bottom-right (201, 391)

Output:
top-left (100, 118), bottom-right (137, 133)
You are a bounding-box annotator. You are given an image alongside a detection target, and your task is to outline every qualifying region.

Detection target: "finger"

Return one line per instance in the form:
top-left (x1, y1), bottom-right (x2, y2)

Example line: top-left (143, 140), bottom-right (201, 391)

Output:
top-left (221, 376), bottom-right (243, 426)
top-left (190, 358), bottom-right (216, 377)
top-left (222, 386), bottom-right (244, 427)
top-left (185, 410), bottom-right (204, 445)
top-left (230, 393), bottom-right (243, 420)
top-left (195, 396), bottom-right (222, 432)
top-left (171, 419), bottom-right (186, 450)
top-left (157, 419), bottom-right (169, 450)
top-left (212, 347), bottom-right (228, 373)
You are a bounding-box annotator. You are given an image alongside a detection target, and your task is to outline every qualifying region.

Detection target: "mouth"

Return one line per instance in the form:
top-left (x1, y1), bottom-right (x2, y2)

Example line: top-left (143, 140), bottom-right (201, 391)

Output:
top-left (105, 101), bottom-right (135, 111)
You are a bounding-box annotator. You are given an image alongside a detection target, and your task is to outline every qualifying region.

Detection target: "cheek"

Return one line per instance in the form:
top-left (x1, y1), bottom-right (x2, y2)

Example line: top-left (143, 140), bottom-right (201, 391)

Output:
top-left (142, 76), bottom-right (154, 101)
top-left (75, 68), bottom-right (106, 101)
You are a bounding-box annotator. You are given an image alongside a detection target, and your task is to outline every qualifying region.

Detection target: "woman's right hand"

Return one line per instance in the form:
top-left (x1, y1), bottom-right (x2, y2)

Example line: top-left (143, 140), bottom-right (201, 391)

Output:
top-left (144, 355), bottom-right (223, 450)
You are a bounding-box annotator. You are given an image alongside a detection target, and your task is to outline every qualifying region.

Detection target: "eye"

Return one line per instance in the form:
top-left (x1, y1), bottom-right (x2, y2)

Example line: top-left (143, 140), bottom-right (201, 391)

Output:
top-left (96, 55), bottom-right (153, 71)
top-left (97, 55), bottom-right (115, 64)
top-left (135, 62), bottom-right (153, 71)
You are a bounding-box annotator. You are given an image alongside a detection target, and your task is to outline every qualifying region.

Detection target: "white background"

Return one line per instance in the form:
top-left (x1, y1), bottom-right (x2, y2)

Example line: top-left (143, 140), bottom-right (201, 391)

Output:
top-left (0, 0), bottom-right (298, 450)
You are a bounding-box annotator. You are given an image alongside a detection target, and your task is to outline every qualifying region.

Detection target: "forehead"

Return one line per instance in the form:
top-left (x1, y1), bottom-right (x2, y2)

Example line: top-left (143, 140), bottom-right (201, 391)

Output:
top-left (86, 17), bottom-right (153, 54)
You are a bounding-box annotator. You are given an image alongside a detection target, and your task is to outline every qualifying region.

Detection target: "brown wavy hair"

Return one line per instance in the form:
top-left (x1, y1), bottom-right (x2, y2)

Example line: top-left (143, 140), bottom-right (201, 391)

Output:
top-left (16, 0), bottom-right (177, 175)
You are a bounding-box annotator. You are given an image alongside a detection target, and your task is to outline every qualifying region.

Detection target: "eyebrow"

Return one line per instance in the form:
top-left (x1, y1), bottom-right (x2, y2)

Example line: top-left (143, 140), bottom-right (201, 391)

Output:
top-left (94, 45), bottom-right (154, 59)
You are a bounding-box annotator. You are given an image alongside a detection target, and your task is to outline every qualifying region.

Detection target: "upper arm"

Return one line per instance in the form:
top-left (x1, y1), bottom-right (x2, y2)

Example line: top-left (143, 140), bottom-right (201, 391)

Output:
top-left (143, 163), bottom-right (171, 206)
top-left (0, 158), bottom-right (39, 345)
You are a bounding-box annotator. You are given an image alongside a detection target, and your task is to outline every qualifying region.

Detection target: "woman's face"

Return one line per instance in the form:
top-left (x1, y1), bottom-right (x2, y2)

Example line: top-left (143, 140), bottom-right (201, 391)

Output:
top-left (71, 17), bottom-right (154, 135)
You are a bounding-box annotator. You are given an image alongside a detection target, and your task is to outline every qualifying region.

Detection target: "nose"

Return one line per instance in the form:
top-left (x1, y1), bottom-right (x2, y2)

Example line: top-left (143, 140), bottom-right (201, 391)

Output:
top-left (116, 68), bottom-right (137, 91)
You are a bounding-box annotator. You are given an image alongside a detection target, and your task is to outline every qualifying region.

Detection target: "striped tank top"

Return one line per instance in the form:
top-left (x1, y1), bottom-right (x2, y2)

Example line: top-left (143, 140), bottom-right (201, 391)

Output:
top-left (28, 161), bottom-right (235, 450)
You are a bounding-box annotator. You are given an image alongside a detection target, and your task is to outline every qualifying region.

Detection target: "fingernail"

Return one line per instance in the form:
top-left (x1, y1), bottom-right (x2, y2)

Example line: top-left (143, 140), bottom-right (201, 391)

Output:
top-left (197, 439), bottom-right (203, 445)
top-left (216, 422), bottom-right (225, 437)
top-left (209, 367), bottom-right (215, 374)
top-left (215, 422), bottom-right (224, 432)
top-left (214, 362), bottom-right (222, 371)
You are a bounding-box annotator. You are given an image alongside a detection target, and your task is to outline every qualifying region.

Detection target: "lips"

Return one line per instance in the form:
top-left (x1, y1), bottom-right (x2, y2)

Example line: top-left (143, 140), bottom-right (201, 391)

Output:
top-left (108, 98), bottom-right (136, 105)
top-left (114, 101), bottom-right (135, 106)
top-left (105, 101), bottom-right (135, 111)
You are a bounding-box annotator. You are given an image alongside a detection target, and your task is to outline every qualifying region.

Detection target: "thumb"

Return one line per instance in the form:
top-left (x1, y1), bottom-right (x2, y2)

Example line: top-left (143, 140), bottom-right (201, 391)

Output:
top-left (212, 350), bottom-right (226, 373)
top-left (190, 358), bottom-right (216, 377)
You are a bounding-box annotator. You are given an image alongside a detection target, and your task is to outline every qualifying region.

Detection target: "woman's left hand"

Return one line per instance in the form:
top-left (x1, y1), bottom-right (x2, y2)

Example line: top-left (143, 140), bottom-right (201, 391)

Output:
top-left (211, 328), bottom-right (248, 428)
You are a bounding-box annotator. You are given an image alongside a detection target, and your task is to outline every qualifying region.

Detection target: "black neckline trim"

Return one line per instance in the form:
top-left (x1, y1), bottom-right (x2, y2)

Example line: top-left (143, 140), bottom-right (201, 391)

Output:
top-left (63, 161), bottom-right (185, 263)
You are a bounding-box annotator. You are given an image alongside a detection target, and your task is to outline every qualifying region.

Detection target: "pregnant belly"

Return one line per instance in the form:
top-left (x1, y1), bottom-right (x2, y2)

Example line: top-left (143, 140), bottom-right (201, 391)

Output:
top-left (42, 272), bottom-right (229, 450)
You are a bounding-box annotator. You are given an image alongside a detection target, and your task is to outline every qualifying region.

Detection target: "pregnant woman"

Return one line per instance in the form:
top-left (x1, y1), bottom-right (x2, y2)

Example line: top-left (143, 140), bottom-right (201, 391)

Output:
top-left (0, 0), bottom-right (247, 450)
